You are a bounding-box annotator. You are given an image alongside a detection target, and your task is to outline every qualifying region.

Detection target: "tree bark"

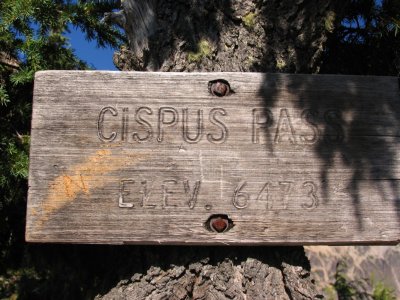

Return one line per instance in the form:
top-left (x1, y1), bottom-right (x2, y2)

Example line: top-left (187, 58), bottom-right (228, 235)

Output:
top-left (96, 246), bottom-right (320, 300)
top-left (99, 0), bottom-right (342, 298)
top-left (113, 0), bottom-right (339, 73)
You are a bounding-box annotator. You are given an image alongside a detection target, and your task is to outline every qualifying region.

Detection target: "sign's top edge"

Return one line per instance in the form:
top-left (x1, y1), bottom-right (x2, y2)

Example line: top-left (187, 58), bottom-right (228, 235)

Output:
top-left (34, 70), bottom-right (398, 80)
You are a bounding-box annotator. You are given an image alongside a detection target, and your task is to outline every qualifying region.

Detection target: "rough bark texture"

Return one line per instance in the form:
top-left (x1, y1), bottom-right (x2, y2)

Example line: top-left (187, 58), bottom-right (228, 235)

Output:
top-left (0, 52), bottom-right (18, 84)
top-left (99, 0), bottom-right (342, 298)
top-left (0, 52), bottom-right (19, 70)
top-left (96, 247), bottom-right (321, 300)
top-left (113, 0), bottom-right (339, 73)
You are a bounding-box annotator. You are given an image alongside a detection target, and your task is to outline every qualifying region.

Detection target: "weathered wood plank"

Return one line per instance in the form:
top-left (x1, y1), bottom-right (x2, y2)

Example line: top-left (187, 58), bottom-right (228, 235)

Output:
top-left (26, 71), bottom-right (400, 245)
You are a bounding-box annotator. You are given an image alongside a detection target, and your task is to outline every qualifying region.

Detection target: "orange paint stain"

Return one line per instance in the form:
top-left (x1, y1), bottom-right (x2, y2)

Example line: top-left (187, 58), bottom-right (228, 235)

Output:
top-left (38, 149), bottom-right (147, 226)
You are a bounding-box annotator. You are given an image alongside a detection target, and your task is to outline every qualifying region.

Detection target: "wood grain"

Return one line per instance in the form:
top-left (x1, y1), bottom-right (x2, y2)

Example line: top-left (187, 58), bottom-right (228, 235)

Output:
top-left (26, 71), bottom-right (400, 245)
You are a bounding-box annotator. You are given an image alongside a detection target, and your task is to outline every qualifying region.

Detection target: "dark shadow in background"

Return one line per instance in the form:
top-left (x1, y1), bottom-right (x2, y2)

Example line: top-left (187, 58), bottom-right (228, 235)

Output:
top-left (18, 244), bottom-right (307, 299)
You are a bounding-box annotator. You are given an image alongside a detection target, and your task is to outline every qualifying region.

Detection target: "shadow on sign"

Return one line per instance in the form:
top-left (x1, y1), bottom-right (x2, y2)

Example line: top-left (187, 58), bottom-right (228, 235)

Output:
top-left (258, 74), bottom-right (400, 229)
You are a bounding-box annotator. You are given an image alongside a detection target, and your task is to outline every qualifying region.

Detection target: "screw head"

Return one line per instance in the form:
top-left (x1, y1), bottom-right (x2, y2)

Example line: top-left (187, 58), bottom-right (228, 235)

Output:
top-left (209, 80), bottom-right (230, 97)
top-left (210, 217), bottom-right (229, 233)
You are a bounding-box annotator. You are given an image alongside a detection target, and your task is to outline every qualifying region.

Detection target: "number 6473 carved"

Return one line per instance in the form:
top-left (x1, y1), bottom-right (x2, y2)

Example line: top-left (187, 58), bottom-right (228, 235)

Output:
top-left (232, 180), bottom-right (319, 210)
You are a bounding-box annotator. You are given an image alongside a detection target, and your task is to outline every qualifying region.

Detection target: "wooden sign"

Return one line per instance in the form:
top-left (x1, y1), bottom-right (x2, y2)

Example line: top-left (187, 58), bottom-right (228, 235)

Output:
top-left (26, 71), bottom-right (400, 245)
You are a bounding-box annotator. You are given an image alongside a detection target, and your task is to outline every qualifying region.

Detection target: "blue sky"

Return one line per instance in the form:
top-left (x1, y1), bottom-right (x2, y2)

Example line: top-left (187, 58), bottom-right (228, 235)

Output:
top-left (65, 27), bottom-right (118, 70)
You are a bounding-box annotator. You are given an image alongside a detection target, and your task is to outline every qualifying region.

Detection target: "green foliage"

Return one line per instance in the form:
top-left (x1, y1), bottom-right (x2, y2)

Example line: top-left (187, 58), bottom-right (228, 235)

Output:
top-left (323, 284), bottom-right (338, 300)
top-left (325, 11), bottom-right (336, 33)
top-left (322, 0), bottom-right (400, 75)
top-left (0, 268), bottom-right (40, 299)
top-left (276, 57), bottom-right (287, 70)
top-left (332, 262), bottom-right (357, 299)
top-left (0, 85), bottom-right (10, 106)
top-left (188, 40), bottom-right (212, 63)
top-left (242, 12), bottom-right (257, 28)
top-left (329, 262), bottom-right (397, 300)
top-left (0, 0), bottom-right (123, 298)
top-left (0, 0), bottom-right (125, 78)
top-left (372, 281), bottom-right (396, 300)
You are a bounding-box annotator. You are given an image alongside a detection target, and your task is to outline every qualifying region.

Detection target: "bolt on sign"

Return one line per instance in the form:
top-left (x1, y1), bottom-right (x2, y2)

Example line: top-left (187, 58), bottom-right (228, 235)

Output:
top-left (26, 71), bottom-right (400, 245)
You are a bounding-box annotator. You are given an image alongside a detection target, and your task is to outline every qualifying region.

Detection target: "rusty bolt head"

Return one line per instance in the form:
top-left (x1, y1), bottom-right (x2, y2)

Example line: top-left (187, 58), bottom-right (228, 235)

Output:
top-left (210, 216), bottom-right (229, 233)
top-left (209, 81), bottom-right (230, 97)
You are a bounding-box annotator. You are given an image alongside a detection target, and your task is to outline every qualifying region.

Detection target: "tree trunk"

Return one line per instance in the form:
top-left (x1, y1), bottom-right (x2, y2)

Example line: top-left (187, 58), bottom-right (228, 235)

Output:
top-left (113, 0), bottom-right (339, 73)
top-left (99, 0), bottom-right (341, 298)
top-left (96, 246), bottom-right (319, 300)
